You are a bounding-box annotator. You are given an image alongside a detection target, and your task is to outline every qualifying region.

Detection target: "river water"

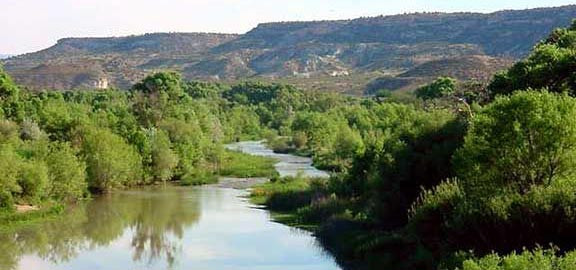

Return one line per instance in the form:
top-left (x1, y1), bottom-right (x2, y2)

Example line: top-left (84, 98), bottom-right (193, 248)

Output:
top-left (226, 141), bottom-right (330, 178)
top-left (3, 142), bottom-right (339, 270)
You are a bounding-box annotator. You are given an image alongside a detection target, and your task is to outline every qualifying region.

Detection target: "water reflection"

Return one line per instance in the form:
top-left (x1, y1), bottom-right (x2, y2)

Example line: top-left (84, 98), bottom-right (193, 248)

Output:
top-left (1, 186), bottom-right (340, 270)
top-left (0, 186), bottom-right (200, 270)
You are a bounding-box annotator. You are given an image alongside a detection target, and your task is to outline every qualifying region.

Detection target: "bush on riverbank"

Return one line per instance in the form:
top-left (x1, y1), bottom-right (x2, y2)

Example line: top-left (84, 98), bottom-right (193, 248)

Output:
top-left (250, 175), bottom-right (347, 214)
top-left (250, 175), bottom-right (313, 209)
top-left (180, 169), bottom-right (219, 186)
top-left (219, 150), bottom-right (278, 178)
top-left (458, 248), bottom-right (576, 270)
top-left (0, 203), bottom-right (65, 231)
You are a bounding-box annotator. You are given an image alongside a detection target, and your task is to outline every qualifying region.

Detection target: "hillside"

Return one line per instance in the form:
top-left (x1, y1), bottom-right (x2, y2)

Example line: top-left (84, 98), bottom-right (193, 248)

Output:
top-left (4, 33), bottom-right (239, 89)
top-left (365, 55), bottom-right (515, 94)
top-left (3, 5), bottom-right (576, 92)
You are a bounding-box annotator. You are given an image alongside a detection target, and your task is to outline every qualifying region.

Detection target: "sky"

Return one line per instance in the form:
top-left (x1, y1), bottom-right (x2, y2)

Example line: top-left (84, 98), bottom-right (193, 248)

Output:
top-left (1, 0), bottom-right (575, 55)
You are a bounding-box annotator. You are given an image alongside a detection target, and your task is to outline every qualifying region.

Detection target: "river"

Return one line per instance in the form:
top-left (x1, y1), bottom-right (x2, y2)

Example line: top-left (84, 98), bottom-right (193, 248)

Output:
top-left (2, 141), bottom-right (339, 270)
top-left (225, 140), bottom-right (330, 178)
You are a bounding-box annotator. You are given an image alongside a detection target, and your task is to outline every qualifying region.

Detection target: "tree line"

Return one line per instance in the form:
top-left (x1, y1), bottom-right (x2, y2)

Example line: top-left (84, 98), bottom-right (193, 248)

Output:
top-left (1, 19), bottom-right (576, 270)
top-left (249, 21), bottom-right (576, 270)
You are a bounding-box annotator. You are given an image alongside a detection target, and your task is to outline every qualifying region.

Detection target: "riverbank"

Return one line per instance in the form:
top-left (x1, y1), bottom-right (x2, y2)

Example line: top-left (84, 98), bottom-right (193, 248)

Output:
top-left (0, 203), bottom-right (65, 232)
top-left (247, 175), bottom-right (390, 270)
top-left (215, 177), bottom-right (269, 189)
top-left (226, 140), bottom-right (395, 270)
top-left (0, 181), bottom-right (341, 270)
top-left (0, 148), bottom-right (278, 232)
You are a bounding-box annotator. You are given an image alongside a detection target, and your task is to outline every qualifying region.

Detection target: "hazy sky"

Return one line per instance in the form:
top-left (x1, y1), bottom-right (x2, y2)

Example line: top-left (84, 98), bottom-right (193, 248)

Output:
top-left (2, 0), bottom-right (575, 55)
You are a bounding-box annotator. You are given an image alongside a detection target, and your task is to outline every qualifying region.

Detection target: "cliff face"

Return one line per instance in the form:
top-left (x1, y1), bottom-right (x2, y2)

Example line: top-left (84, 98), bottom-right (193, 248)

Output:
top-left (3, 5), bottom-right (576, 92)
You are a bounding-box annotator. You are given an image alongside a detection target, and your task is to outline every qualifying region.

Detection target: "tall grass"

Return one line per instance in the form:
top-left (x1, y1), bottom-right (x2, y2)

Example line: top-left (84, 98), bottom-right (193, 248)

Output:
top-left (250, 175), bottom-right (312, 210)
top-left (219, 150), bottom-right (278, 178)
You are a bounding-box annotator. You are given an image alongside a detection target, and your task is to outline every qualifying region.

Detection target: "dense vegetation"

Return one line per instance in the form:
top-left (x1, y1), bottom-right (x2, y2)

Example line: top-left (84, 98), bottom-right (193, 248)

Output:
top-left (0, 69), bottom-right (307, 217)
top-left (2, 19), bottom-right (576, 270)
top-left (249, 21), bottom-right (576, 270)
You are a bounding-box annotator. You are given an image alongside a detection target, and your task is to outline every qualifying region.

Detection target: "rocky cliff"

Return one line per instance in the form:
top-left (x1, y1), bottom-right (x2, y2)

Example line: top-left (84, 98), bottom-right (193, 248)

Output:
top-left (3, 5), bottom-right (576, 93)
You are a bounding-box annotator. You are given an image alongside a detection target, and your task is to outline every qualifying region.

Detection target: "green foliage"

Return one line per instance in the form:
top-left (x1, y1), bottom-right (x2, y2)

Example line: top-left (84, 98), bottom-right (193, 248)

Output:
top-left (224, 82), bottom-right (296, 105)
top-left (183, 81), bottom-right (226, 99)
top-left (454, 91), bottom-right (576, 199)
top-left (408, 178), bottom-right (463, 222)
top-left (0, 146), bottom-right (22, 205)
top-left (225, 106), bottom-right (263, 141)
top-left (150, 129), bottom-right (179, 182)
top-left (79, 127), bottom-right (143, 192)
top-left (132, 71), bottom-right (183, 97)
top-left (332, 125), bottom-right (364, 168)
top-left (179, 169), bottom-right (218, 186)
top-left (36, 97), bottom-right (90, 140)
top-left (0, 125), bottom-right (86, 206)
top-left (460, 248), bottom-right (576, 270)
top-left (17, 160), bottom-right (49, 204)
top-left (488, 22), bottom-right (576, 96)
top-left (251, 175), bottom-right (315, 211)
top-left (219, 151), bottom-right (278, 178)
top-left (374, 89), bottom-right (393, 99)
top-left (415, 77), bottom-right (456, 100)
top-left (296, 195), bottom-right (350, 224)
top-left (11, 45), bottom-right (576, 270)
top-left (45, 142), bottom-right (87, 201)
top-left (0, 66), bottom-right (21, 118)
top-left (408, 92), bottom-right (576, 264)
top-left (20, 119), bottom-right (43, 140)
top-left (345, 103), bottom-right (465, 226)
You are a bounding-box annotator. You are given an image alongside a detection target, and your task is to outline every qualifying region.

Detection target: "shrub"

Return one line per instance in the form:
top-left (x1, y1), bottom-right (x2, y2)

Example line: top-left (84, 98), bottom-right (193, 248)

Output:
top-left (80, 127), bottom-right (143, 192)
top-left (297, 195), bottom-right (350, 224)
top-left (0, 146), bottom-right (21, 205)
top-left (454, 91), bottom-right (576, 200)
top-left (180, 169), bottom-right (218, 186)
top-left (251, 175), bottom-right (313, 211)
top-left (459, 248), bottom-right (576, 270)
top-left (422, 179), bottom-right (576, 255)
top-left (409, 178), bottom-right (463, 222)
top-left (17, 160), bottom-right (49, 204)
top-left (150, 129), bottom-right (178, 182)
top-left (416, 77), bottom-right (456, 100)
top-left (219, 150), bottom-right (278, 178)
top-left (45, 142), bottom-right (87, 201)
top-left (20, 119), bottom-right (43, 141)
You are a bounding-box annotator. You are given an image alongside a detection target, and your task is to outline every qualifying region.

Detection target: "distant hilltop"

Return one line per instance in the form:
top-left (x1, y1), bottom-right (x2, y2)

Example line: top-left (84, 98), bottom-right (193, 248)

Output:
top-left (3, 5), bottom-right (576, 94)
top-left (0, 54), bottom-right (13, 60)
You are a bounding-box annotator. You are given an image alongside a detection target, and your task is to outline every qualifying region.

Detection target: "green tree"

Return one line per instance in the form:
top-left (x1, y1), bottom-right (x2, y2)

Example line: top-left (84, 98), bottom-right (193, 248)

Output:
top-left (224, 82), bottom-right (289, 105)
top-left (80, 127), bottom-right (143, 192)
top-left (0, 146), bottom-right (22, 208)
top-left (45, 142), bottom-right (87, 201)
top-left (226, 106), bottom-right (262, 141)
top-left (332, 125), bottom-right (364, 169)
top-left (17, 160), bottom-right (49, 204)
top-left (132, 72), bottom-right (185, 126)
top-left (488, 21), bottom-right (576, 96)
top-left (132, 71), bottom-right (184, 98)
top-left (0, 66), bottom-right (21, 118)
top-left (415, 77), bottom-right (456, 100)
top-left (150, 129), bottom-right (179, 182)
top-left (454, 91), bottom-right (576, 198)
